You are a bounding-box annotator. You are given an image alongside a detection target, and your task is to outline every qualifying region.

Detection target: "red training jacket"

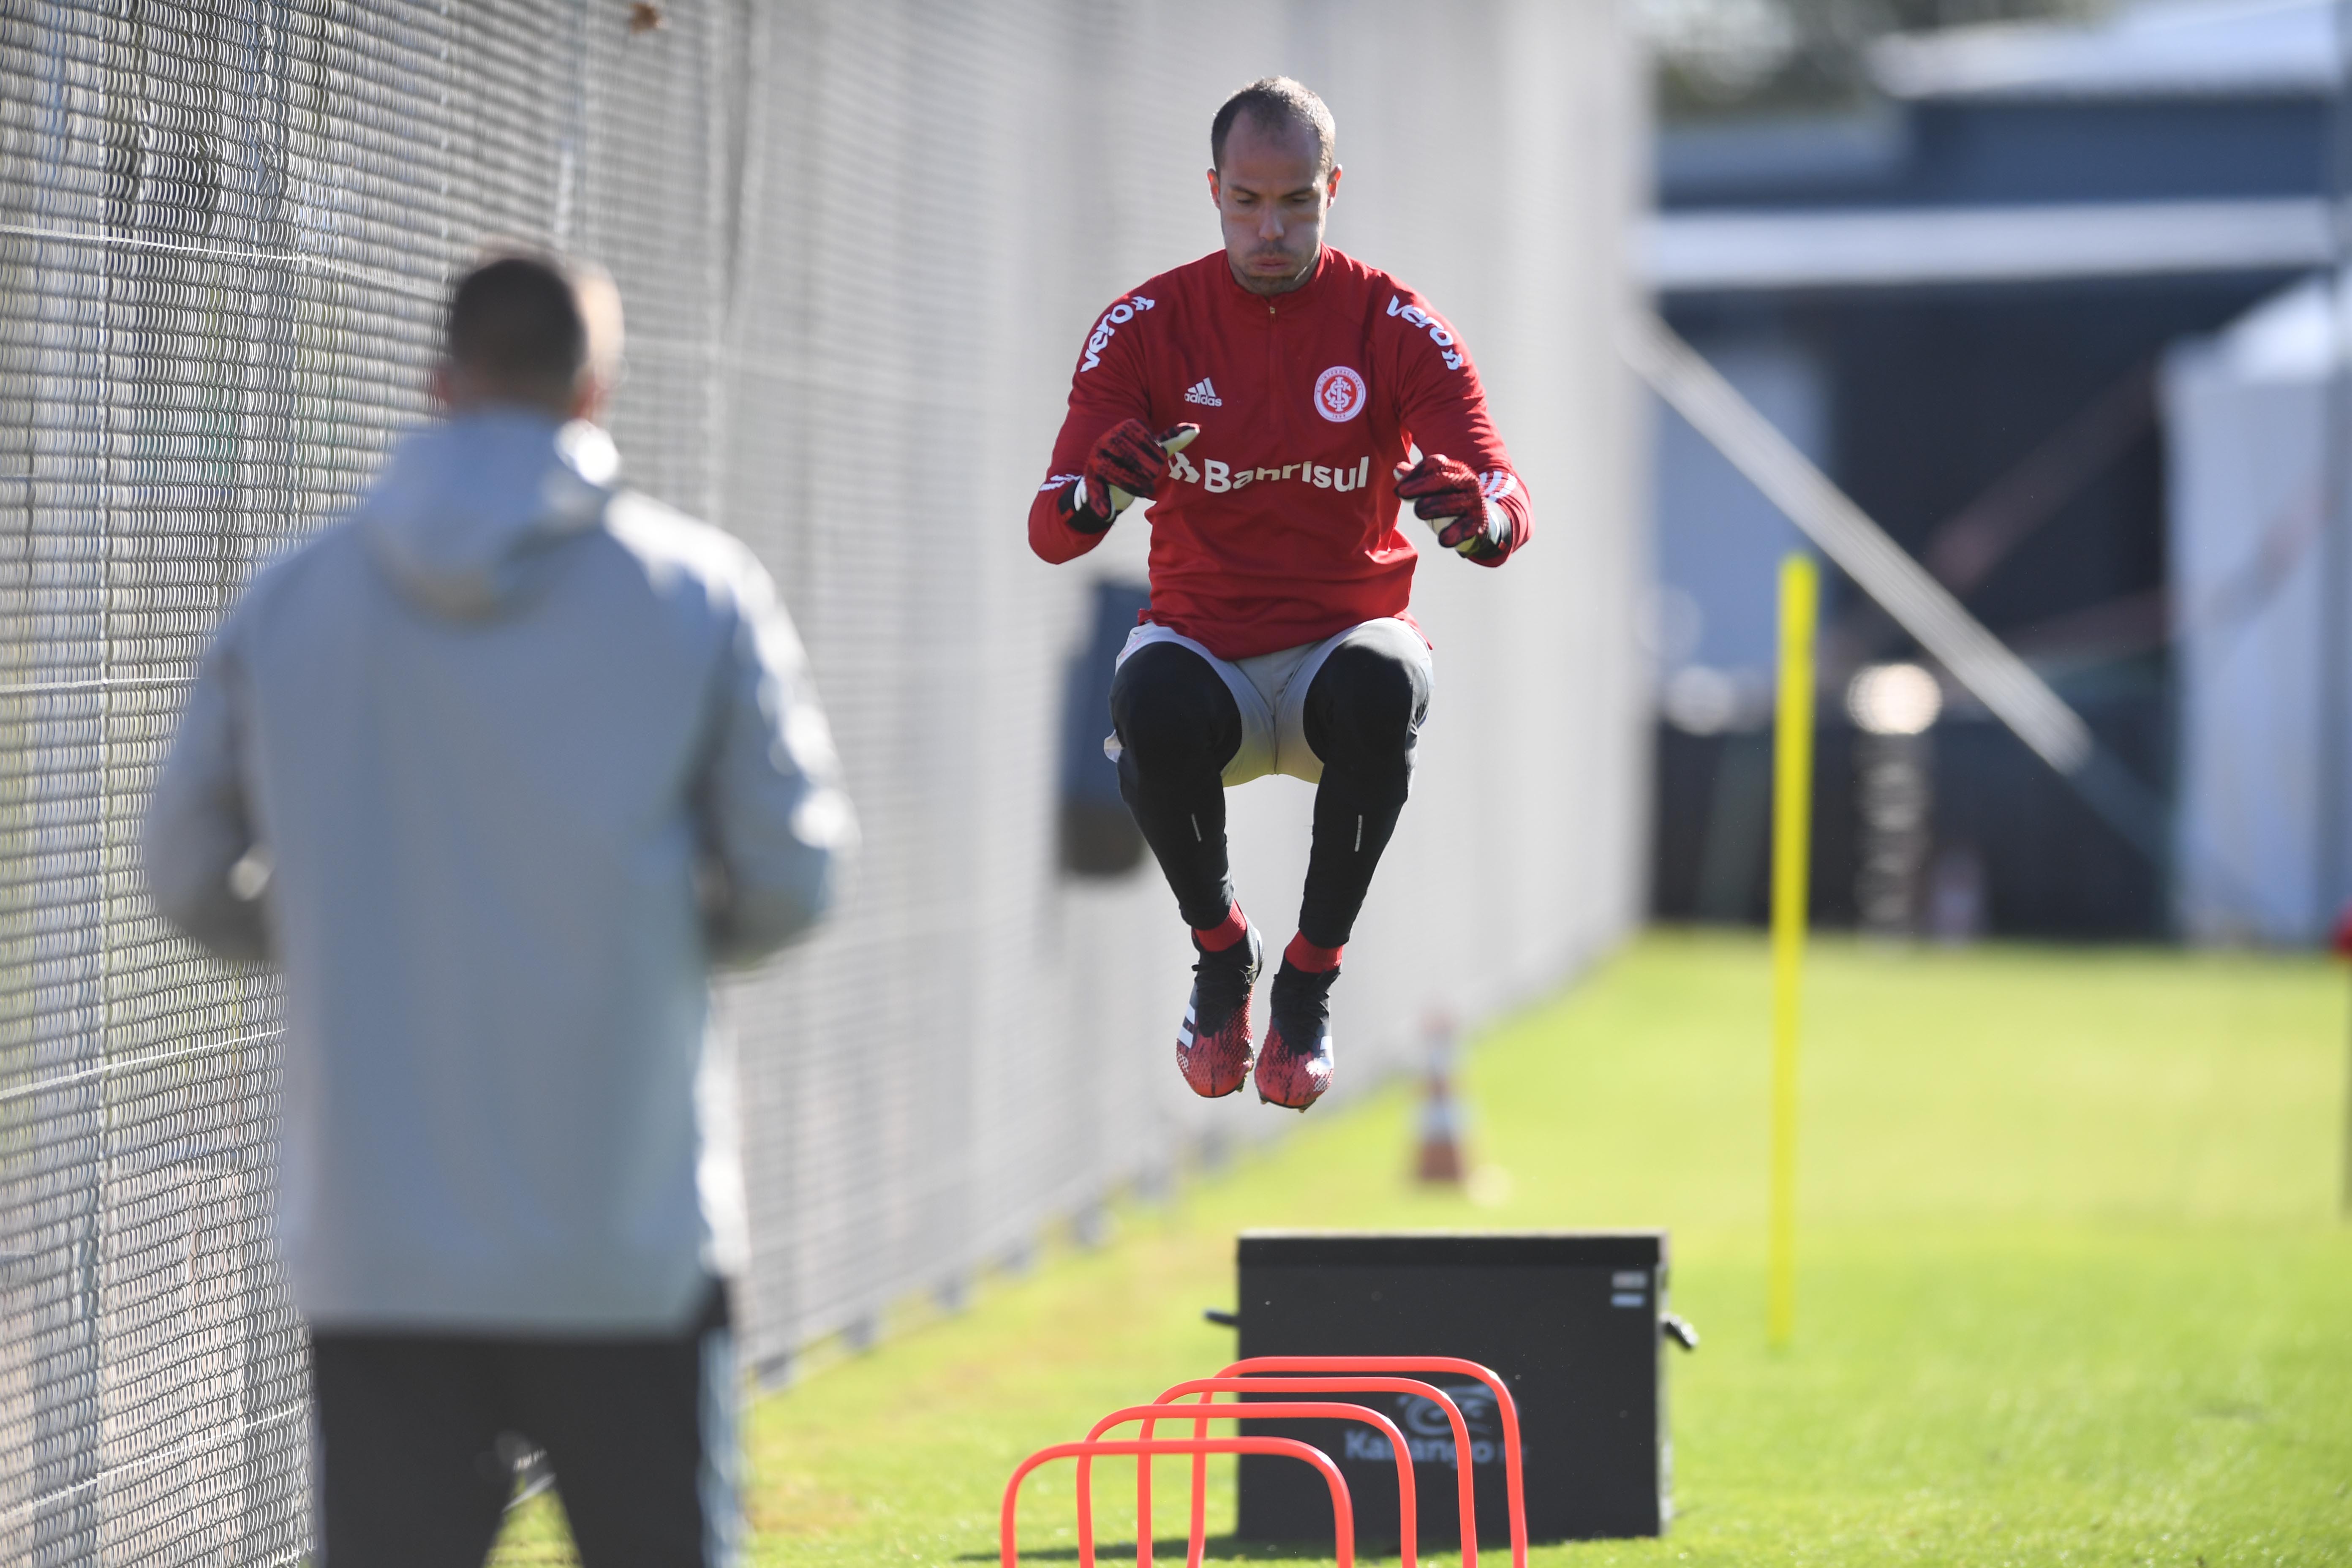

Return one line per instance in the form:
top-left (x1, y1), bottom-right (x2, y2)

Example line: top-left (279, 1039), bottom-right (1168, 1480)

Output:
top-left (1028, 246), bottom-right (1532, 661)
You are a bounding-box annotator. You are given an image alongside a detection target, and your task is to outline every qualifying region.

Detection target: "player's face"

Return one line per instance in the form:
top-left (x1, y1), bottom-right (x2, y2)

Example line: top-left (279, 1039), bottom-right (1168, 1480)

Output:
top-left (1209, 116), bottom-right (1340, 297)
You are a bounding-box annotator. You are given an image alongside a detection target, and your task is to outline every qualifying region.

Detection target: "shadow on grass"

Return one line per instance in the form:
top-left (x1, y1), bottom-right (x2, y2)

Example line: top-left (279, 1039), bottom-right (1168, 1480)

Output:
top-left (961, 1536), bottom-right (1346, 1562)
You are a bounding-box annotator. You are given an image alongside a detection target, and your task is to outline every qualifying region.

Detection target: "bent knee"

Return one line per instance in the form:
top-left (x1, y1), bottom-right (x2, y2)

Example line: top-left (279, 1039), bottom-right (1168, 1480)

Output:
top-left (1111, 642), bottom-right (1241, 769)
top-left (1305, 642), bottom-right (1428, 762)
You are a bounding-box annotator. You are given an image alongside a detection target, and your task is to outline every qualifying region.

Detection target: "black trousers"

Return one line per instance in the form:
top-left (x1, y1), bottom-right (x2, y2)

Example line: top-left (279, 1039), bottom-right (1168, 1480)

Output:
top-left (1109, 635), bottom-right (1428, 949)
top-left (309, 1281), bottom-right (735, 1568)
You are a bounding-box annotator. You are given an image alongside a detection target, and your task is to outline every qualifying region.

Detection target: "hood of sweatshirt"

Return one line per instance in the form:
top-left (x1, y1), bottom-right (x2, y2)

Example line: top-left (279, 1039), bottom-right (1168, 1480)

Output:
top-left (357, 410), bottom-right (621, 619)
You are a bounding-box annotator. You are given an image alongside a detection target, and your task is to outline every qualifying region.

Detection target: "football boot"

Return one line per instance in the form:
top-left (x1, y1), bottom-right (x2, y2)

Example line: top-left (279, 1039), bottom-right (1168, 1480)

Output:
top-left (1177, 922), bottom-right (1263, 1098)
top-left (1255, 962), bottom-right (1338, 1111)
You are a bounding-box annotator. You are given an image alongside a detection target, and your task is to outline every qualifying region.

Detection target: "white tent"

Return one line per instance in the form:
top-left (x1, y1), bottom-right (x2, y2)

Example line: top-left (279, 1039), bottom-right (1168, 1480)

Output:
top-left (2162, 273), bottom-right (2342, 942)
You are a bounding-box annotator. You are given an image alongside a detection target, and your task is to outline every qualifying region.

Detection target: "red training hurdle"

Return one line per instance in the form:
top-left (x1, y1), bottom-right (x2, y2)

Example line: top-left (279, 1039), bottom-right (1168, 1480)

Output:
top-left (1001, 1437), bottom-right (1353, 1568)
top-left (1080, 1402), bottom-right (1416, 1568)
top-left (1217, 1356), bottom-right (1528, 1568)
top-left (1129, 1377), bottom-right (1478, 1568)
top-left (997, 1351), bottom-right (1527, 1568)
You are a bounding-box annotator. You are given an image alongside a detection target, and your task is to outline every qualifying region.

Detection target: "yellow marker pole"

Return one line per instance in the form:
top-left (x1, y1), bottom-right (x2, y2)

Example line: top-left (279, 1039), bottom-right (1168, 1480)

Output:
top-left (1768, 554), bottom-right (1818, 1349)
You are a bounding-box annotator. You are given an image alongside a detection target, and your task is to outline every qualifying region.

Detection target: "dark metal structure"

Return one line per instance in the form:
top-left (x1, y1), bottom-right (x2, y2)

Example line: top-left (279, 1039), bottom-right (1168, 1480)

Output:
top-left (1648, 0), bottom-right (2336, 936)
top-left (1230, 1230), bottom-right (1677, 1544)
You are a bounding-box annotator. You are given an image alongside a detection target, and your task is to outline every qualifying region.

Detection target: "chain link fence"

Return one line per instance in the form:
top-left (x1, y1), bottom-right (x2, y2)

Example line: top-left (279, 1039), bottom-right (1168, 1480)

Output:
top-left (0, 2), bottom-right (1643, 1560)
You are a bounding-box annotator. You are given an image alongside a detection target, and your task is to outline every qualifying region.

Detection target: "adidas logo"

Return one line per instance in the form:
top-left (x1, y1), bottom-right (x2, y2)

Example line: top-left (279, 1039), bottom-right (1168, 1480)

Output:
top-left (1183, 378), bottom-right (1222, 407)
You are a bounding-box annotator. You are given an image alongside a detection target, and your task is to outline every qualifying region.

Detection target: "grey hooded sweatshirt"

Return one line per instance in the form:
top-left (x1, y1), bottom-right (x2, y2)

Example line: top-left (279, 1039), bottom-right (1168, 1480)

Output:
top-left (143, 409), bottom-right (855, 1333)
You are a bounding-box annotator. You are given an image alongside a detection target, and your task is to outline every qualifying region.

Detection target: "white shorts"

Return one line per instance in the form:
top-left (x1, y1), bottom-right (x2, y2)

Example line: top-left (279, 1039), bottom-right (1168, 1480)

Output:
top-left (1105, 616), bottom-right (1435, 787)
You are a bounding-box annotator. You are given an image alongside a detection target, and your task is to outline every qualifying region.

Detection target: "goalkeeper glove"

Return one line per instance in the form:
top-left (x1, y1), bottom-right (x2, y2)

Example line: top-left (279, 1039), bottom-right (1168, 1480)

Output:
top-left (1064, 420), bottom-right (1199, 532)
top-left (1394, 453), bottom-right (1508, 556)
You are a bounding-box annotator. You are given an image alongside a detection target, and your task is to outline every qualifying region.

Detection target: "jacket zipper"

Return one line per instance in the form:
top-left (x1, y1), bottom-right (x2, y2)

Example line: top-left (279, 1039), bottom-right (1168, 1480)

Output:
top-left (1266, 298), bottom-right (1278, 409)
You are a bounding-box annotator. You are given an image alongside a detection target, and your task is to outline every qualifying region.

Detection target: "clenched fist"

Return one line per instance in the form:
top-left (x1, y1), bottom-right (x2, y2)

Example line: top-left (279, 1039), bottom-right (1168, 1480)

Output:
top-left (1064, 420), bottom-right (1200, 533)
top-left (1394, 453), bottom-right (1507, 557)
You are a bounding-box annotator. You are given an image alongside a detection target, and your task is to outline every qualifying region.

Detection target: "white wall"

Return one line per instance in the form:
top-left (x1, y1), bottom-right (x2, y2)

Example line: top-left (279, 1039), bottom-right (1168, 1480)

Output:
top-left (695, 1), bottom-right (1652, 1369)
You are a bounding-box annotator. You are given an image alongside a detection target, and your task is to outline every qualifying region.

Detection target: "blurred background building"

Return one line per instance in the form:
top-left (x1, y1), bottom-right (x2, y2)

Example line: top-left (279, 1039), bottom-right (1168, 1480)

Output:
top-left (1639, 0), bottom-right (2348, 941)
top-left (0, 3), bottom-right (1640, 1560)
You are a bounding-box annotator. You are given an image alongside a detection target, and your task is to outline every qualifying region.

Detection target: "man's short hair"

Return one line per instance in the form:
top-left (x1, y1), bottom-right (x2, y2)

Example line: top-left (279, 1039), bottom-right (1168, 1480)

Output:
top-left (1211, 76), bottom-right (1336, 174)
top-left (444, 253), bottom-right (589, 402)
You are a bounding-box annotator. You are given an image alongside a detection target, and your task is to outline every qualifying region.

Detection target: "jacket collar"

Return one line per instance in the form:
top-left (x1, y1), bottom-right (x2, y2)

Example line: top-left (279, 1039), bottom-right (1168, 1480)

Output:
top-left (1218, 245), bottom-right (1329, 316)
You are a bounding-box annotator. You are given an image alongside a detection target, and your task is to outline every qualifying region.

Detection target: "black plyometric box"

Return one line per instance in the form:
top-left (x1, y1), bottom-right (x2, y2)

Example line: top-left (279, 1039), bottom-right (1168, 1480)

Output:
top-left (1233, 1230), bottom-right (1672, 1546)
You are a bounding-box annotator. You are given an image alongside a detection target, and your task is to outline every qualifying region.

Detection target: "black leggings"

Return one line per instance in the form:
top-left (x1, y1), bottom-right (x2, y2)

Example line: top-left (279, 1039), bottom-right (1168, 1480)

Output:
top-left (1109, 636), bottom-right (1428, 950)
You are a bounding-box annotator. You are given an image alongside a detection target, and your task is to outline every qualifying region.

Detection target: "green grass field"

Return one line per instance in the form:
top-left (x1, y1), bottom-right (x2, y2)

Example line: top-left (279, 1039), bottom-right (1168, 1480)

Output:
top-left (493, 931), bottom-right (2352, 1566)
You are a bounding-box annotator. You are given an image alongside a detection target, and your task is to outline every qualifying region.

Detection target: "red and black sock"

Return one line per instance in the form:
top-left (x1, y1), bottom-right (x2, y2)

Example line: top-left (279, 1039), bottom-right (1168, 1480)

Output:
top-left (1194, 903), bottom-right (1250, 953)
top-left (1282, 933), bottom-right (1342, 973)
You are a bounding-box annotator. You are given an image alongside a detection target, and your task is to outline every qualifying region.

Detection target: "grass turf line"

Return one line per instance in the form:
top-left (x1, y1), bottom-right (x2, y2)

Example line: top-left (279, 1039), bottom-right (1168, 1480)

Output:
top-left (493, 930), bottom-right (2352, 1565)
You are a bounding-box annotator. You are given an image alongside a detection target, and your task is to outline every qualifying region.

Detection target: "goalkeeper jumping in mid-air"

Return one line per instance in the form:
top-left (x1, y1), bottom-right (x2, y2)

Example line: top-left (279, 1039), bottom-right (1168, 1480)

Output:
top-left (1029, 76), bottom-right (1532, 1111)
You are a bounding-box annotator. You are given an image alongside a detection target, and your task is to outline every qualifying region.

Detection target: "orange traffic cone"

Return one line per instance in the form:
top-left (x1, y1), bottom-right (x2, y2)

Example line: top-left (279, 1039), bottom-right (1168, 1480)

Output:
top-left (1414, 1013), bottom-right (1466, 1185)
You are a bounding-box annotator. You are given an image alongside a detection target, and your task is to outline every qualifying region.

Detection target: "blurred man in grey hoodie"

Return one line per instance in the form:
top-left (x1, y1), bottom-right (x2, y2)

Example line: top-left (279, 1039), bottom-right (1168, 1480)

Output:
top-left (142, 253), bottom-right (854, 1568)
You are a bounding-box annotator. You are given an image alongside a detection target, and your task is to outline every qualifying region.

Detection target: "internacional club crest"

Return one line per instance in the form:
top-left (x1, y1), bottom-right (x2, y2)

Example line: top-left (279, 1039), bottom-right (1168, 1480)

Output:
top-left (1314, 365), bottom-right (1367, 422)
